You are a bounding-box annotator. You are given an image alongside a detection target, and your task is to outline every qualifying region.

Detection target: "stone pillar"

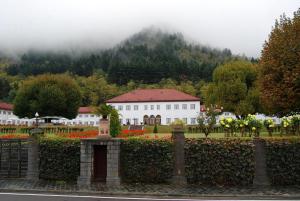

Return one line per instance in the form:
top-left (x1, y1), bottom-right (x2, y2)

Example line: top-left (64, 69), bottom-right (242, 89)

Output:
top-left (77, 140), bottom-right (93, 185)
top-left (253, 138), bottom-right (270, 186)
top-left (27, 128), bottom-right (44, 181)
top-left (171, 127), bottom-right (187, 185)
top-left (106, 140), bottom-right (121, 186)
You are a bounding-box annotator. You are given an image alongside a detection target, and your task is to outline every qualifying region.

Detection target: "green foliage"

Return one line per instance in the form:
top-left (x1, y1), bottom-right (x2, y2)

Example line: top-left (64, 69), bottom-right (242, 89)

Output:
top-left (153, 124), bottom-right (158, 133)
top-left (94, 104), bottom-right (113, 119)
top-left (13, 74), bottom-right (82, 119)
top-left (197, 106), bottom-right (220, 137)
top-left (202, 60), bottom-right (261, 118)
top-left (110, 109), bottom-right (121, 137)
top-left (263, 118), bottom-right (275, 136)
top-left (185, 138), bottom-right (254, 186)
top-left (39, 137), bottom-right (80, 181)
top-left (265, 138), bottom-right (300, 185)
top-left (120, 139), bottom-right (174, 183)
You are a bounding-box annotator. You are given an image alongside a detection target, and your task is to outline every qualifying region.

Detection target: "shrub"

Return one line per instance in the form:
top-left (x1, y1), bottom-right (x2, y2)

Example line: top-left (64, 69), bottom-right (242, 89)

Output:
top-left (110, 109), bottom-right (121, 137)
top-left (265, 138), bottom-right (300, 185)
top-left (153, 124), bottom-right (158, 133)
top-left (120, 139), bottom-right (173, 183)
top-left (185, 138), bottom-right (254, 186)
top-left (39, 137), bottom-right (80, 182)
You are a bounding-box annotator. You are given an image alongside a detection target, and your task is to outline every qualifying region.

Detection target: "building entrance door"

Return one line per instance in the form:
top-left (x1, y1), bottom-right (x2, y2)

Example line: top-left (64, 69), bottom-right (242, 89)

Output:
top-left (93, 145), bottom-right (107, 182)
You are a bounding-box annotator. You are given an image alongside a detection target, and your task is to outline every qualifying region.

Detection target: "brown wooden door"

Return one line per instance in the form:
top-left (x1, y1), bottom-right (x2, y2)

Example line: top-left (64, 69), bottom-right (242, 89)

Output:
top-left (93, 145), bottom-right (107, 182)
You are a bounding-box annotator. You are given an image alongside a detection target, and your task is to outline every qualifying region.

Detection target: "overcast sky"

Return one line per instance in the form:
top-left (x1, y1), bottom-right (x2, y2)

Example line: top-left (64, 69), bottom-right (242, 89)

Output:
top-left (0, 0), bottom-right (298, 57)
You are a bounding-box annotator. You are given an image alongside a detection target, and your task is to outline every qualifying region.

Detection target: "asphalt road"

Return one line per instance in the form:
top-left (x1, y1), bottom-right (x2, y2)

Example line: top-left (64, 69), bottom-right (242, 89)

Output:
top-left (0, 192), bottom-right (296, 201)
top-left (0, 192), bottom-right (219, 201)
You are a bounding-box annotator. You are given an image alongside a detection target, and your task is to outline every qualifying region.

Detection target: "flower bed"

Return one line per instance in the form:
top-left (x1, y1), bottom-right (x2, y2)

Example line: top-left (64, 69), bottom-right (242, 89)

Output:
top-left (58, 130), bottom-right (98, 139)
top-left (0, 133), bottom-right (29, 139)
top-left (117, 129), bottom-right (144, 138)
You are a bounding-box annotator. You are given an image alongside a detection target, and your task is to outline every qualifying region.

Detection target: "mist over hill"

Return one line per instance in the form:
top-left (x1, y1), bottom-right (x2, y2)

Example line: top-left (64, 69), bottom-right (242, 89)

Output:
top-left (2, 27), bottom-right (243, 84)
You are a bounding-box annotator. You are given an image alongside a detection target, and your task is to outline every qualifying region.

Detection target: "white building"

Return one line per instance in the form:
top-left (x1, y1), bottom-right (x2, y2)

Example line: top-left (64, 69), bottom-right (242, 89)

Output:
top-left (0, 102), bottom-right (35, 125)
top-left (67, 107), bottom-right (99, 126)
top-left (106, 89), bottom-right (201, 125)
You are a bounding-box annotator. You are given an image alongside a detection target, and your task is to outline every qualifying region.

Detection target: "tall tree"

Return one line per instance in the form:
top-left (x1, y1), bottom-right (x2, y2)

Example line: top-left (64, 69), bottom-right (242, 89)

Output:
top-left (202, 60), bottom-right (261, 118)
top-left (259, 9), bottom-right (300, 116)
top-left (13, 74), bottom-right (82, 119)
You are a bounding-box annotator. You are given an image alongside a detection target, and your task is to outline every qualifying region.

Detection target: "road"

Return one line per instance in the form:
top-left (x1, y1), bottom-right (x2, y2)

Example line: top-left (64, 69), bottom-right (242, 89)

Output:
top-left (0, 193), bottom-right (208, 201)
top-left (0, 192), bottom-right (296, 201)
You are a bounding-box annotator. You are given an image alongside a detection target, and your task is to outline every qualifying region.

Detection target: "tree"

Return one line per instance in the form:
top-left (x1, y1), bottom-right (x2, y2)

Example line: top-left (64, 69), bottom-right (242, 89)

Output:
top-left (13, 74), bottom-right (82, 119)
top-left (0, 76), bottom-right (10, 100)
top-left (259, 9), bottom-right (300, 116)
top-left (110, 109), bottom-right (121, 137)
top-left (202, 60), bottom-right (261, 118)
top-left (197, 105), bottom-right (221, 137)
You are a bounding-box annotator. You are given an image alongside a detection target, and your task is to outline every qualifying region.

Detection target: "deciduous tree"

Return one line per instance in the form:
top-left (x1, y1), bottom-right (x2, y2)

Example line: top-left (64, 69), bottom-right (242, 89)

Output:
top-left (259, 9), bottom-right (300, 116)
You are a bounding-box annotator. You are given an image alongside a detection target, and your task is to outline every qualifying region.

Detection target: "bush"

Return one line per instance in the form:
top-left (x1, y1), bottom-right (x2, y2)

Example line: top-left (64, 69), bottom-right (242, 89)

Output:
top-left (120, 139), bottom-right (173, 183)
top-left (153, 124), bottom-right (158, 133)
top-left (265, 138), bottom-right (300, 185)
top-left (39, 137), bottom-right (80, 182)
top-left (185, 138), bottom-right (254, 186)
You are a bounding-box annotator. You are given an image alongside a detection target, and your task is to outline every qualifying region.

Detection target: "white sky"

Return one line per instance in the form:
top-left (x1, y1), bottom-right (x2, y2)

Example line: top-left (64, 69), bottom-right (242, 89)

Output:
top-left (0, 0), bottom-right (298, 57)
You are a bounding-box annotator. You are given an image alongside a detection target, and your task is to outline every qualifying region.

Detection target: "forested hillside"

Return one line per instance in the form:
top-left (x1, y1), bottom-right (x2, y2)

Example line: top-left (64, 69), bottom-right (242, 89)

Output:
top-left (4, 28), bottom-right (237, 84)
top-left (0, 28), bottom-right (255, 106)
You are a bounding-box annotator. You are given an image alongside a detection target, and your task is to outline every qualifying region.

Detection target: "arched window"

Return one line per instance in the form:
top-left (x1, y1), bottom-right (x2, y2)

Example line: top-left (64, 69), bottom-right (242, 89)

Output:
top-left (150, 115), bottom-right (155, 125)
top-left (155, 115), bottom-right (161, 125)
top-left (143, 115), bottom-right (149, 125)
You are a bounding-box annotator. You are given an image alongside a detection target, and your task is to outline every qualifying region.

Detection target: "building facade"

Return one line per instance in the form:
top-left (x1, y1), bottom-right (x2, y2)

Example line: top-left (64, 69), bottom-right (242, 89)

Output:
top-left (106, 89), bottom-right (201, 125)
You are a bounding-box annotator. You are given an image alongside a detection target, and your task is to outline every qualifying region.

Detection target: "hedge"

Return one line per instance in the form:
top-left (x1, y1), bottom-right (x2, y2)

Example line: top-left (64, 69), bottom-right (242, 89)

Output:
top-left (185, 138), bottom-right (254, 186)
top-left (120, 139), bottom-right (174, 183)
top-left (39, 137), bottom-right (80, 181)
top-left (265, 138), bottom-right (300, 185)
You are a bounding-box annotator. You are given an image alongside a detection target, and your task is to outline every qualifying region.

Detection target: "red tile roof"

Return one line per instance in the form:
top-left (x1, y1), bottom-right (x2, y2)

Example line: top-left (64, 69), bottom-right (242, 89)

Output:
top-left (0, 102), bottom-right (13, 111)
top-left (106, 89), bottom-right (200, 103)
top-left (78, 107), bottom-right (92, 114)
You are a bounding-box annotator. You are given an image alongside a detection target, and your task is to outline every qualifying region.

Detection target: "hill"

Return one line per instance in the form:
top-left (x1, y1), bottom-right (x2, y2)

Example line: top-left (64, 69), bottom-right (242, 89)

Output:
top-left (3, 27), bottom-right (237, 84)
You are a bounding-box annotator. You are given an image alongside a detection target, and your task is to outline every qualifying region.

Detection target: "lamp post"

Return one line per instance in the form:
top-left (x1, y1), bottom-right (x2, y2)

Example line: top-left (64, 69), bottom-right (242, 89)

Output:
top-left (35, 112), bottom-right (39, 127)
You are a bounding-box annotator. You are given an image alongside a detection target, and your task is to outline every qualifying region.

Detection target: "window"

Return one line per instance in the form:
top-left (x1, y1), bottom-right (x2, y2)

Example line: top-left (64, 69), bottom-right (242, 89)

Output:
top-left (126, 105), bottom-right (131, 111)
top-left (85, 114), bottom-right (88, 118)
top-left (134, 105), bottom-right (139, 110)
top-left (144, 105), bottom-right (148, 110)
top-left (133, 118), bottom-right (139, 125)
top-left (91, 114), bottom-right (95, 117)
top-left (3, 111), bottom-right (6, 114)
top-left (174, 104), bottom-right (179, 110)
top-left (79, 114), bottom-right (82, 118)
top-left (126, 118), bottom-right (130, 125)
top-left (90, 121), bottom-right (94, 126)
top-left (150, 105), bottom-right (154, 110)
top-left (190, 104), bottom-right (195, 110)
top-left (191, 118), bottom-right (196, 125)
top-left (118, 105), bottom-right (123, 111)
top-left (166, 118), bottom-right (171, 124)
top-left (182, 118), bottom-right (187, 124)
top-left (166, 104), bottom-right (171, 110)
top-left (156, 105), bottom-right (160, 110)
top-left (182, 104), bottom-right (187, 110)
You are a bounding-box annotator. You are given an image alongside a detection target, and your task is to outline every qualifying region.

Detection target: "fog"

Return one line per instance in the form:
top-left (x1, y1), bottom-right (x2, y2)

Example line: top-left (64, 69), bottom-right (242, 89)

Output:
top-left (0, 0), bottom-right (298, 58)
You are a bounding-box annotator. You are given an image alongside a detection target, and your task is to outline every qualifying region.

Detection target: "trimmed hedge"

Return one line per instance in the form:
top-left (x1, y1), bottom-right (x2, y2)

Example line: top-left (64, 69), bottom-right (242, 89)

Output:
top-left (185, 138), bottom-right (254, 186)
top-left (120, 139), bottom-right (174, 183)
top-left (39, 137), bottom-right (80, 181)
top-left (265, 138), bottom-right (300, 185)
